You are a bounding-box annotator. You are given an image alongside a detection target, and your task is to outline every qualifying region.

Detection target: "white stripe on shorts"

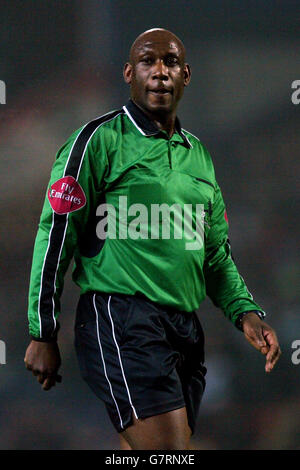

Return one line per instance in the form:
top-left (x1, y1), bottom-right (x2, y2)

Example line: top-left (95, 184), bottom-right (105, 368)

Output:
top-left (92, 294), bottom-right (124, 429)
top-left (107, 295), bottom-right (139, 420)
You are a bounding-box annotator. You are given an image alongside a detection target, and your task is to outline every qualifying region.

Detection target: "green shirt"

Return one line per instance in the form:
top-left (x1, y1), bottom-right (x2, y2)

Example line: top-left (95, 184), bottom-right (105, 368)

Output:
top-left (28, 99), bottom-right (264, 340)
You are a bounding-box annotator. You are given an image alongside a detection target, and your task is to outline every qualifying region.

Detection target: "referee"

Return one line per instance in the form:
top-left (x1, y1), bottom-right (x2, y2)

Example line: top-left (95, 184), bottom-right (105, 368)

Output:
top-left (24, 28), bottom-right (281, 450)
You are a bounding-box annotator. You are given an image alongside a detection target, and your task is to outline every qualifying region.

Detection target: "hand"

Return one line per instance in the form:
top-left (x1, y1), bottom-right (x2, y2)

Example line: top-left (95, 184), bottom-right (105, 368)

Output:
top-left (24, 340), bottom-right (62, 390)
top-left (242, 313), bottom-right (281, 373)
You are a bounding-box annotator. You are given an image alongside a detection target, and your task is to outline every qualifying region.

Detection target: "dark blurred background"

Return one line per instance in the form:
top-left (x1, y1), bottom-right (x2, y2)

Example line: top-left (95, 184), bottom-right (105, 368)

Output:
top-left (1, 0), bottom-right (299, 450)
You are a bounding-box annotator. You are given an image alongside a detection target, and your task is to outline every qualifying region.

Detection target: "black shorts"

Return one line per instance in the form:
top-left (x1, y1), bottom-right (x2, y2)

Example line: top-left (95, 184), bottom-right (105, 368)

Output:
top-left (74, 292), bottom-right (206, 434)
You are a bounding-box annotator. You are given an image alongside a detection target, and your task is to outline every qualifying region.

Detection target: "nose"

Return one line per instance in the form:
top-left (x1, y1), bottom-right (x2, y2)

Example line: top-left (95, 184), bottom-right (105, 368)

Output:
top-left (152, 59), bottom-right (168, 80)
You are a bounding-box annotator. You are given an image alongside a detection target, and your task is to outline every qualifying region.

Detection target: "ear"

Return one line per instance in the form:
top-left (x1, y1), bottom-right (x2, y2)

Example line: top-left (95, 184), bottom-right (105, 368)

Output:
top-left (183, 63), bottom-right (191, 87)
top-left (123, 62), bottom-right (132, 84)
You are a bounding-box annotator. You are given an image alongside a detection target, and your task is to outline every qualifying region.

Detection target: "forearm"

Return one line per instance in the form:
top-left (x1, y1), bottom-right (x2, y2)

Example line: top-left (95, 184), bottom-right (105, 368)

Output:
top-left (204, 239), bottom-right (264, 326)
top-left (27, 220), bottom-right (71, 340)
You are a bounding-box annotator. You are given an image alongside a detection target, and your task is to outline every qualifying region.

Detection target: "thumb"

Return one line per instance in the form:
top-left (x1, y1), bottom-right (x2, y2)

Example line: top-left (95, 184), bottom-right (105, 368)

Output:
top-left (260, 343), bottom-right (269, 355)
top-left (244, 324), bottom-right (268, 354)
top-left (256, 334), bottom-right (268, 355)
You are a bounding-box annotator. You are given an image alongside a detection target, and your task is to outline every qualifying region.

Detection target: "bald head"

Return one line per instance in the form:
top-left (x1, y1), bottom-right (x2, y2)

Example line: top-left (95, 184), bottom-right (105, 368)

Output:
top-left (129, 28), bottom-right (186, 64)
top-left (123, 28), bottom-right (191, 130)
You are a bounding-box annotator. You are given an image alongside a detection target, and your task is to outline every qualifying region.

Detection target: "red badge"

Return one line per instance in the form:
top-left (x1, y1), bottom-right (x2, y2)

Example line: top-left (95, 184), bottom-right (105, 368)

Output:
top-left (48, 176), bottom-right (86, 215)
top-left (224, 210), bottom-right (228, 224)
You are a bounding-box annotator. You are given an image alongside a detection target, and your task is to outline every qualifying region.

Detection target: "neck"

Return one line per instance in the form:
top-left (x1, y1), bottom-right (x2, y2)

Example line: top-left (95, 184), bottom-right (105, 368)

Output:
top-left (132, 100), bottom-right (177, 137)
top-left (153, 115), bottom-right (176, 137)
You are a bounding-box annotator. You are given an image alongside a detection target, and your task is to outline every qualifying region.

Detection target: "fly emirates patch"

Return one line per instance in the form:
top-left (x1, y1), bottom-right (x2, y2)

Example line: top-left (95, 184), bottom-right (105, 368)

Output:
top-left (224, 209), bottom-right (229, 224)
top-left (48, 176), bottom-right (86, 214)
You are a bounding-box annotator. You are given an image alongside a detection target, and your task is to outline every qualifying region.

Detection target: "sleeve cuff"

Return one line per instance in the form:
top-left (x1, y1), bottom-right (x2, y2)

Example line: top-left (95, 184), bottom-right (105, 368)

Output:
top-left (29, 322), bottom-right (60, 342)
top-left (30, 335), bottom-right (57, 343)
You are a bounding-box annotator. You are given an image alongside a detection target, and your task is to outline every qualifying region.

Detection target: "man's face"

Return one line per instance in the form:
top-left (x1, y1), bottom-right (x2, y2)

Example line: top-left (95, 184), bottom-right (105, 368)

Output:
top-left (123, 31), bottom-right (191, 117)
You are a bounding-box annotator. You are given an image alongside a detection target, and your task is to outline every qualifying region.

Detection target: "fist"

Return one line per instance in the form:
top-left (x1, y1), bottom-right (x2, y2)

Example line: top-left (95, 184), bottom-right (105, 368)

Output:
top-left (24, 340), bottom-right (62, 390)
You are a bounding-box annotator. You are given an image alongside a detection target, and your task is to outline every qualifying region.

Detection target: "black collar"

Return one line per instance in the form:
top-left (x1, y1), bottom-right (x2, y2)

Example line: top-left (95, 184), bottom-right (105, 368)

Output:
top-left (123, 99), bottom-right (192, 148)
